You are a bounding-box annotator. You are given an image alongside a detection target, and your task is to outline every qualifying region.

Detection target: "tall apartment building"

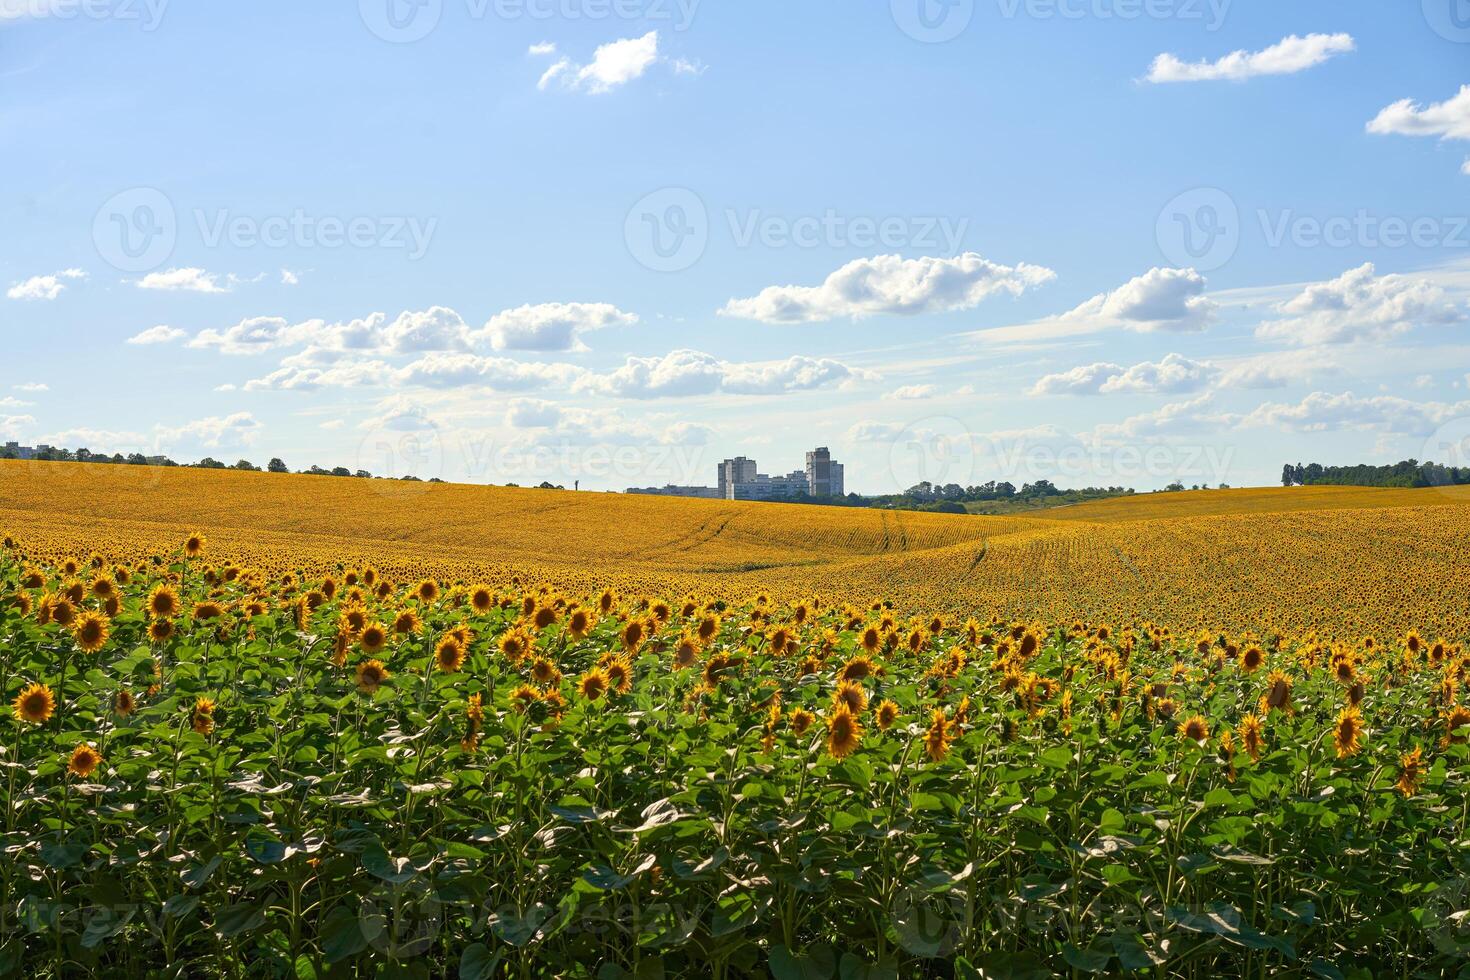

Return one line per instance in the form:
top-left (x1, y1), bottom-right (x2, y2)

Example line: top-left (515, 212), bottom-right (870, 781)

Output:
top-left (717, 448), bottom-right (846, 500)
top-left (805, 446), bottom-right (844, 498)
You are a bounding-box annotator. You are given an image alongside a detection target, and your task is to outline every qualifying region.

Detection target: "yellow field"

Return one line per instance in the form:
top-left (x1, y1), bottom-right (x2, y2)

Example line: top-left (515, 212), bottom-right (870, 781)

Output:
top-left (3, 459), bottom-right (1468, 639)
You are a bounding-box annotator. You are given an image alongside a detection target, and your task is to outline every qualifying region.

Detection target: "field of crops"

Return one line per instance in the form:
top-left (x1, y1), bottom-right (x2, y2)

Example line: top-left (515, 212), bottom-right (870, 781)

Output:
top-left (3, 460), bottom-right (1470, 639)
top-left (1, 524), bottom-right (1468, 978)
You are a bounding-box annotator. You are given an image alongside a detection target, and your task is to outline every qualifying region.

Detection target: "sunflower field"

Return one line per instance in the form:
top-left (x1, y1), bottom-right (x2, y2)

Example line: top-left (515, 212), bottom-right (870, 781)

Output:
top-left (1, 530), bottom-right (1468, 979)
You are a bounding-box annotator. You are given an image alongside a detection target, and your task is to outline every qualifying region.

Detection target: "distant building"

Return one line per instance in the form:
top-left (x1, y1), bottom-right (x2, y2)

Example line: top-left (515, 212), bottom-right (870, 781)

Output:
top-left (717, 456), bottom-right (758, 499)
top-left (805, 446), bottom-right (844, 498)
top-left (718, 447), bottom-right (846, 500)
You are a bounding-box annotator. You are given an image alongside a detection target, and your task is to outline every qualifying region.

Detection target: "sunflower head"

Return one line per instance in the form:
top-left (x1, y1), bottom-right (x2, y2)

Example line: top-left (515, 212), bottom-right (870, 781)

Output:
top-left (149, 618), bottom-right (175, 644)
top-left (67, 743), bottom-right (103, 779)
top-left (1396, 746), bottom-right (1425, 797)
top-left (184, 533), bottom-right (206, 558)
top-left (826, 706), bottom-right (862, 759)
top-left (470, 585), bottom-right (494, 613)
top-left (435, 636), bottom-right (466, 673)
top-left (114, 688), bottom-right (136, 717)
top-left (924, 708), bottom-right (954, 762)
top-left (876, 699), bottom-right (900, 731)
top-left (356, 622), bottom-right (387, 655)
top-left (355, 659), bottom-right (389, 695)
top-left (72, 611), bottom-right (110, 653)
top-left (392, 609), bottom-right (421, 635)
top-left (578, 667), bottom-right (610, 702)
top-left (191, 696), bottom-right (216, 735)
top-left (1179, 715), bottom-right (1210, 744)
top-left (11, 682), bottom-right (55, 725)
top-left (1333, 705), bottom-right (1363, 759)
top-left (509, 684), bottom-right (541, 713)
top-left (789, 708), bottom-right (815, 736)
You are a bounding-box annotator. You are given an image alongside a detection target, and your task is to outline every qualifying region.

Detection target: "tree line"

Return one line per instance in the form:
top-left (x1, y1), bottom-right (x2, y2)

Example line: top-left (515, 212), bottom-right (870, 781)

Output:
top-left (1281, 459), bottom-right (1470, 488)
top-left (0, 446), bottom-right (444, 482)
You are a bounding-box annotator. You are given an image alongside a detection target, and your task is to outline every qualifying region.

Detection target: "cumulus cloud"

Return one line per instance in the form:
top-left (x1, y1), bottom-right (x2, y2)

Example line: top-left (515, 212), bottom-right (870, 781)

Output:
top-left (1061, 268), bottom-right (1217, 332)
top-left (1217, 349), bottom-right (1337, 390)
top-left (0, 414), bottom-right (35, 439)
top-left (0, 396), bottom-right (31, 409)
top-left (1091, 394), bottom-right (1221, 442)
top-left (243, 359), bottom-right (392, 392)
top-left (281, 269), bottom-right (301, 285)
top-left (538, 31), bottom-right (669, 94)
top-left (1239, 391), bottom-right (1470, 436)
top-left (720, 253), bottom-right (1056, 324)
top-left (1367, 85), bottom-right (1470, 142)
top-left (7, 268), bottom-right (84, 301)
top-left (889, 384), bottom-right (937, 400)
top-left (577, 349), bottom-right (877, 399)
top-left (190, 316), bottom-right (293, 355)
top-left (155, 412), bottom-right (261, 450)
top-left (1255, 263), bottom-right (1465, 345)
top-left (138, 267), bottom-right (229, 293)
top-left (1147, 33), bottom-right (1354, 83)
top-left (127, 324), bottom-right (186, 345)
top-left (393, 353), bottom-right (582, 392)
top-left (528, 41), bottom-right (556, 56)
top-left (479, 302), bottom-right (637, 352)
top-left (14, 383), bottom-right (47, 392)
top-left (504, 397), bottom-right (563, 428)
top-left (1030, 353), bottom-right (1219, 396)
top-left (358, 396), bottom-right (437, 433)
top-left (847, 421), bottom-right (907, 444)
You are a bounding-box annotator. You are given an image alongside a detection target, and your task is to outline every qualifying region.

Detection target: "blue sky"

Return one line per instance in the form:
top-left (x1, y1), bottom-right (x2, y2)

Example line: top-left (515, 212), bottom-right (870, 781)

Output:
top-left (2, 0), bottom-right (1468, 492)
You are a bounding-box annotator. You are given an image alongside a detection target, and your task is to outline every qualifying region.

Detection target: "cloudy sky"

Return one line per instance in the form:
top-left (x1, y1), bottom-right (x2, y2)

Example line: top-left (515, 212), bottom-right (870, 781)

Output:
top-left (3, 1), bottom-right (1468, 492)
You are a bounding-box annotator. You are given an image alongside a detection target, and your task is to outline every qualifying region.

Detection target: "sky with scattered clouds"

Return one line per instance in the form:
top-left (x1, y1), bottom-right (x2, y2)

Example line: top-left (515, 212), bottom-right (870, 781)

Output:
top-left (2, 1), bottom-right (1469, 492)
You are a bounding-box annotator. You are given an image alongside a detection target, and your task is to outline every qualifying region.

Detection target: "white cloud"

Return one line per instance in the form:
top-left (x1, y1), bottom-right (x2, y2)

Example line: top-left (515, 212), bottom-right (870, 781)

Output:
top-left (1255, 263), bottom-right (1464, 345)
top-left (1031, 353), bottom-right (1219, 396)
top-left (1217, 349), bottom-right (1336, 390)
top-left (319, 419), bottom-right (345, 431)
top-left (359, 396), bottom-right (436, 433)
top-left (7, 268), bottom-right (84, 301)
top-left (1061, 267), bottom-right (1217, 332)
top-left (539, 31), bottom-right (668, 94)
top-left (1030, 361), bottom-right (1125, 396)
top-left (0, 414), bottom-right (34, 439)
top-left (722, 355), bottom-right (878, 395)
top-left (889, 384), bottom-right (937, 400)
top-left (528, 41), bottom-right (557, 56)
top-left (138, 267), bottom-right (229, 293)
top-left (577, 349), bottom-right (877, 399)
top-left (126, 324), bottom-right (187, 345)
top-left (720, 252), bottom-right (1056, 324)
top-left (1462, 158), bottom-right (1470, 176)
top-left (847, 421), bottom-right (907, 444)
top-left (190, 316), bottom-right (292, 355)
top-left (505, 397), bottom-right (563, 428)
top-left (1239, 391), bottom-right (1470, 436)
top-left (243, 359), bottom-right (393, 392)
top-left (155, 412), bottom-right (261, 450)
top-left (1092, 394), bottom-right (1221, 442)
top-left (1147, 33), bottom-right (1354, 83)
top-left (479, 302), bottom-right (637, 352)
top-left (1367, 85), bottom-right (1470, 142)
top-left (281, 269), bottom-right (301, 286)
top-left (0, 396), bottom-right (30, 409)
top-left (393, 353), bottom-right (581, 392)
top-left (1414, 374), bottom-right (1435, 389)
top-left (14, 383), bottom-right (47, 392)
